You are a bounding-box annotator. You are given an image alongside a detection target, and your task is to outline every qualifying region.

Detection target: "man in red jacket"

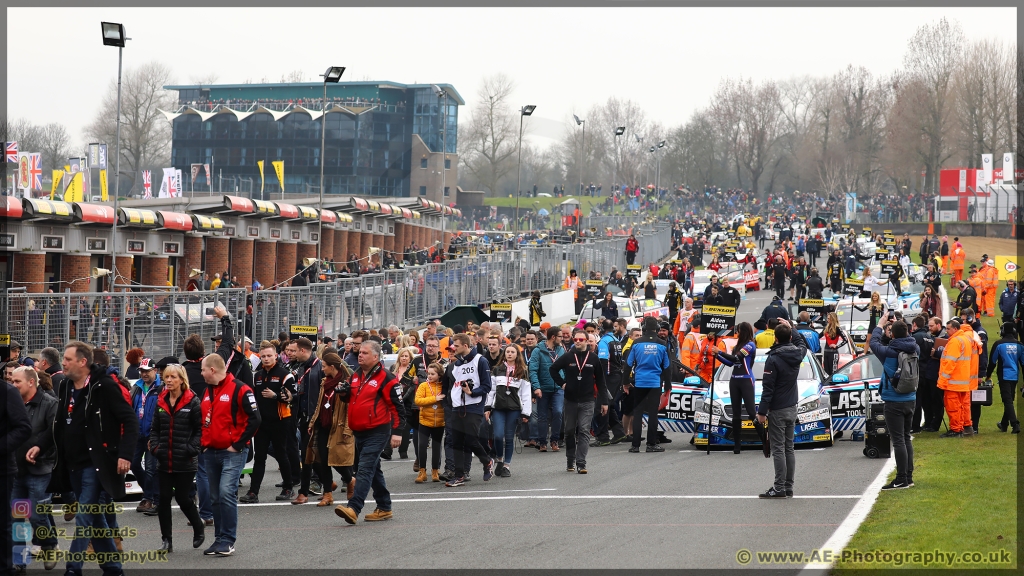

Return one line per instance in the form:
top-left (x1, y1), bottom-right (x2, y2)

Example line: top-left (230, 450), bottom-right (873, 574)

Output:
top-left (626, 234), bottom-right (639, 265)
top-left (334, 341), bottom-right (406, 525)
top-left (199, 353), bottom-right (260, 557)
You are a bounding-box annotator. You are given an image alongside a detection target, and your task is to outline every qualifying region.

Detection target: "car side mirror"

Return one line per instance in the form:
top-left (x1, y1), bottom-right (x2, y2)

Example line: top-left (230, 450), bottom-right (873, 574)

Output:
top-left (832, 374), bottom-right (849, 384)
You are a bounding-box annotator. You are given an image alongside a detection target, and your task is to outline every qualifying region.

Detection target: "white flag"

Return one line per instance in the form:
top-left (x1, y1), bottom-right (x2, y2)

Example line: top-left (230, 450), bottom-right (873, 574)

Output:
top-left (174, 169), bottom-right (183, 197)
top-left (160, 167), bottom-right (175, 198)
top-left (981, 154), bottom-right (993, 186)
top-left (1003, 153), bottom-right (1014, 184)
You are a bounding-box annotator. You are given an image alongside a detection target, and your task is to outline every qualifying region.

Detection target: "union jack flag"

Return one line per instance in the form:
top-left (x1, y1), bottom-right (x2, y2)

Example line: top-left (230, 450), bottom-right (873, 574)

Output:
top-left (29, 154), bottom-right (42, 190)
top-left (142, 170), bottom-right (152, 198)
top-left (5, 142), bottom-right (17, 163)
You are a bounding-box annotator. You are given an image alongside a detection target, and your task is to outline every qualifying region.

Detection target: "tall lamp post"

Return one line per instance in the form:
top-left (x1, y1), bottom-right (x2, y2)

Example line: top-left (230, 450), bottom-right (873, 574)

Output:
top-left (655, 140), bottom-right (666, 195)
top-left (432, 85), bottom-right (449, 257)
top-left (613, 126), bottom-right (625, 198)
top-left (318, 66), bottom-right (345, 267)
top-left (573, 114), bottom-right (585, 198)
top-left (514, 104), bottom-right (536, 234)
top-left (101, 22), bottom-right (128, 288)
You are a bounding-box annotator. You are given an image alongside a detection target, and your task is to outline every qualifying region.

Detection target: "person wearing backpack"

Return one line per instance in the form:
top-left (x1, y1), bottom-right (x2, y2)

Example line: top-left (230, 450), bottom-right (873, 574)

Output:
top-left (868, 315), bottom-right (920, 490)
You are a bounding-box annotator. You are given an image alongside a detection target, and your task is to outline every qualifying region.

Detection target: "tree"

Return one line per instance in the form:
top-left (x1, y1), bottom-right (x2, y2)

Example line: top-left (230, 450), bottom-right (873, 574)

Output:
top-left (39, 123), bottom-right (73, 176)
top-left (84, 61), bottom-right (176, 196)
top-left (712, 78), bottom-right (783, 200)
top-left (902, 17), bottom-right (965, 193)
top-left (459, 73), bottom-right (521, 196)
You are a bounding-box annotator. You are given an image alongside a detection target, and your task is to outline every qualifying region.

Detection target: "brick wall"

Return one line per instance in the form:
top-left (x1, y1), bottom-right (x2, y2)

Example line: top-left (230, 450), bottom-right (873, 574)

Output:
top-left (254, 241), bottom-right (277, 288)
top-left (14, 253), bottom-right (46, 293)
top-left (141, 256), bottom-right (169, 288)
top-left (60, 255), bottom-right (92, 293)
top-left (230, 239), bottom-right (254, 288)
top-left (334, 230), bottom-right (349, 265)
top-left (178, 236), bottom-right (204, 289)
top-left (205, 237), bottom-right (230, 281)
top-left (113, 256), bottom-right (134, 291)
top-left (297, 243), bottom-right (316, 268)
top-left (321, 228), bottom-right (335, 262)
top-left (276, 242), bottom-right (298, 285)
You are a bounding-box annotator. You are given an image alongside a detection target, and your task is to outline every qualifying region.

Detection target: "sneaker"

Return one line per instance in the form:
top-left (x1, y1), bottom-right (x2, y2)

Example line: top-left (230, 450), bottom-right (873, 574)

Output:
top-left (143, 506), bottom-right (159, 517)
top-left (962, 427), bottom-right (975, 437)
top-left (238, 492), bottom-right (259, 504)
top-left (493, 461), bottom-right (505, 477)
top-left (482, 459), bottom-right (494, 481)
top-left (539, 445), bottom-right (548, 453)
top-left (881, 480), bottom-right (911, 490)
top-left (939, 431), bottom-right (963, 438)
top-left (906, 478), bottom-right (914, 487)
top-left (464, 472), bottom-right (472, 482)
top-left (275, 489), bottom-right (295, 501)
top-left (309, 480), bottom-right (323, 496)
top-left (498, 465), bottom-right (511, 478)
top-left (445, 476), bottom-right (465, 487)
top-left (645, 444), bottom-right (665, 453)
top-left (438, 469), bottom-right (454, 482)
top-left (1013, 424), bottom-right (1021, 434)
top-left (785, 490), bottom-right (793, 498)
top-left (566, 464), bottom-right (575, 472)
top-left (364, 508), bottom-right (393, 522)
top-left (628, 446), bottom-right (640, 453)
top-left (215, 543), bottom-right (235, 556)
top-left (203, 543), bottom-right (220, 556)
top-left (610, 435), bottom-right (627, 445)
top-left (759, 487), bottom-right (787, 499)
top-left (589, 439), bottom-right (602, 448)
top-left (551, 442), bottom-right (560, 452)
top-left (577, 465), bottom-right (588, 474)
top-left (334, 505), bottom-right (358, 524)
top-left (996, 422), bottom-right (1008, 433)
top-left (135, 499), bottom-right (153, 513)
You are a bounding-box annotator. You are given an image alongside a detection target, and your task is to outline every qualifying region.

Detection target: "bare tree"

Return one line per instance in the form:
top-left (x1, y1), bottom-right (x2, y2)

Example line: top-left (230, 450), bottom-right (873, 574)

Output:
top-left (902, 17), bottom-right (965, 193)
top-left (85, 61), bottom-right (176, 196)
top-left (715, 78), bottom-right (783, 200)
top-left (460, 73), bottom-right (521, 196)
top-left (39, 123), bottom-right (74, 175)
top-left (188, 73), bottom-right (220, 85)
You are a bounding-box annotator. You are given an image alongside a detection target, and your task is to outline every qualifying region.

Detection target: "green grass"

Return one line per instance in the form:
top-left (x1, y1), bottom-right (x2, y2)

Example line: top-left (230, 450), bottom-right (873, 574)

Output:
top-left (835, 256), bottom-right (1018, 571)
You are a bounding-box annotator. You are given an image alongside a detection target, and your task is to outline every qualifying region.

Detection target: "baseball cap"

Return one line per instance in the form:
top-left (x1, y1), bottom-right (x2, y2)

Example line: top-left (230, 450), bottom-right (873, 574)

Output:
top-left (138, 357), bottom-right (156, 371)
top-left (210, 334), bottom-right (224, 342)
top-left (155, 356), bottom-right (181, 370)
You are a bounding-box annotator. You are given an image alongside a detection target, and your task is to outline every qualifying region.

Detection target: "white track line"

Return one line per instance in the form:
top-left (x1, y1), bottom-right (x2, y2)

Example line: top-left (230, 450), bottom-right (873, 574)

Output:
top-left (390, 488), bottom-right (555, 496)
top-left (391, 494), bottom-right (862, 503)
top-left (800, 456), bottom-right (896, 574)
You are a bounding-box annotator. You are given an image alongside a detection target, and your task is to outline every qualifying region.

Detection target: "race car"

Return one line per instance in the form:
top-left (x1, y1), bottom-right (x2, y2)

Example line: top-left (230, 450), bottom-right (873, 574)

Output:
top-left (690, 268), bottom-right (745, 307)
top-left (575, 296), bottom-right (668, 329)
top-left (660, 348), bottom-right (835, 449)
top-left (821, 353), bottom-right (883, 434)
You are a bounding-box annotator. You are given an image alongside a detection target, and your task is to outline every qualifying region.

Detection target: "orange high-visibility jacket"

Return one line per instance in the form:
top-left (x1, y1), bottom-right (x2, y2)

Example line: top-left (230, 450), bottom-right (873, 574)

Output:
top-left (563, 276), bottom-right (581, 299)
top-left (680, 332), bottom-right (702, 369)
top-left (969, 273), bottom-right (985, 295)
top-left (950, 247), bottom-right (965, 271)
top-left (937, 325), bottom-right (980, 392)
top-left (979, 264), bottom-right (999, 292)
top-left (695, 336), bottom-right (727, 384)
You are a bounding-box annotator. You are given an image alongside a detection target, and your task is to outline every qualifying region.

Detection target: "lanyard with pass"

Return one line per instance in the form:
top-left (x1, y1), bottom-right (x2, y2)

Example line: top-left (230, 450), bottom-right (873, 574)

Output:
top-left (67, 375), bottom-right (90, 424)
top-left (574, 351), bottom-right (590, 381)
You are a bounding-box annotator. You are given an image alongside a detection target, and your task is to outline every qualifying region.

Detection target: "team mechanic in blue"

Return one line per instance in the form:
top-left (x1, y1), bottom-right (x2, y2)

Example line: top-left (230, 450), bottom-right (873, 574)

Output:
top-left (624, 317), bottom-right (671, 453)
top-left (985, 322), bottom-right (1024, 434)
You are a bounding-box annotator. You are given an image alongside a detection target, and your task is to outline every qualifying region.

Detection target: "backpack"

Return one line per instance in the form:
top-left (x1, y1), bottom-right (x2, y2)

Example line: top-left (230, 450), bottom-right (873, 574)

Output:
top-left (891, 351), bottom-right (919, 394)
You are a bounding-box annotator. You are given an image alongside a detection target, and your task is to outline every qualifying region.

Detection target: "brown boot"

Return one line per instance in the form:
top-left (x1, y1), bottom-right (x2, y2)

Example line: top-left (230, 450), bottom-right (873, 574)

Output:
top-left (317, 492), bottom-right (334, 507)
top-left (413, 459), bottom-right (420, 472)
top-left (346, 478), bottom-right (356, 500)
top-left (431, 469), bottom-right (440, 482)
top-left (115, 537), bottom-right (123, 552)
top-left (415, 469), bottom-right (428, 483)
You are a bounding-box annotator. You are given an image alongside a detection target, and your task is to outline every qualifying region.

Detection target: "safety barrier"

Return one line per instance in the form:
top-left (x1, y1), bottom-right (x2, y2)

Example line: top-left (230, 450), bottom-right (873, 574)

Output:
top-left (5, 225), bottom-right (672, 363)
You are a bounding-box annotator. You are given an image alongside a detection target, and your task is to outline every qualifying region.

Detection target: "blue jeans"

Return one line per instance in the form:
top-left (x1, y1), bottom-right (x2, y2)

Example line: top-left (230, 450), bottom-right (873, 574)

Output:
top-left (347, 432), bottom-right (391, 516)
top-left (67, 467), bottom-right (121, 575)
top-left (196, 451), bottom-right (213, 521)
top-left (491, 410), bottom-right (521, 464)
top-left (131, 436), bottom-right (158, 504)
top-left (206, 447), bottom-right (248, 546)
top-left (11, 473), bottom-right (56, 547)
top-left (535, 388), bottom-right (564, 446)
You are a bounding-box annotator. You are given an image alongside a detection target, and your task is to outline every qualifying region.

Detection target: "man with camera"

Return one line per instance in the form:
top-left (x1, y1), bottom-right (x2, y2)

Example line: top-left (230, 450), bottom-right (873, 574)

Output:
top-left (442, 334), bottom-right (494, 487)
top-left (334, 341), bottom-right (406, 524)
top-left (869, 313), bottom-right (920, 490)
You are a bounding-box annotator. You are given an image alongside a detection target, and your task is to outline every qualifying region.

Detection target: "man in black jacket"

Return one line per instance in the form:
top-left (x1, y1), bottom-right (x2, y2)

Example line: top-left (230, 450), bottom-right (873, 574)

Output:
top-left (954, 280), bottom-right (978, 316)
top-left (288, 337), bottom-right (323, 504)
top-left (241, 341), bottom-right (297, 504)
top-left (549, 329), bottom-right (609, 474)
top-left (804, 268), bottom-right (825, 299)
top-left (2, 377), bottom-right (32, 576)
top-left (912, 316), bottom-right (944, 432)
top-left (10, 366), bottom-right (59, 569)
top-left (49, 341), bottom-right (138, 575)
top-left (720, 279), bottom-right (742, 308)
top-left (757, 322), bottom-right (806, 499)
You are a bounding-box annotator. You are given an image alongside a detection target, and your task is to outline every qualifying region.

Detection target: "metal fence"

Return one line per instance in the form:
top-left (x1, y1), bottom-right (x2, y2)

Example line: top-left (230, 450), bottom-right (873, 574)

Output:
top-left (5, 225), bottom-right (672, 363)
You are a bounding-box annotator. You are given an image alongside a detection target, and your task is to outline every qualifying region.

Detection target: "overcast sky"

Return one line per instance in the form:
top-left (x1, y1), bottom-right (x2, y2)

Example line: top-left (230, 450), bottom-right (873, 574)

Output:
top-left (6, 6), bottom-right (1017, 152)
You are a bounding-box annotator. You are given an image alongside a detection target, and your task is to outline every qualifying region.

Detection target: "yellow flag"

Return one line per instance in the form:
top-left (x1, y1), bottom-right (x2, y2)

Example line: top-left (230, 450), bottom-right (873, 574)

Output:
top-left (50, 170), bottom-right (64, 200)
top-left (99, 169), bottom-right (108, 201)
top-left (64, 172), bottom-right (83, 202)
top-left (64, 164), bottom-right (71, 173)
top-left (272, 160), bottom-right (285, 192)
top-left (257, 160), bottom-right (265, 195)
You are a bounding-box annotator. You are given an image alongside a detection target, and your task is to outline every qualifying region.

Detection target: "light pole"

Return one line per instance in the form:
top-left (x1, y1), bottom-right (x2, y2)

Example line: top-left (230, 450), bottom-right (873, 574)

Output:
top-left (648, 146), bottom-right (655, 188)
top-left (432, 85), bottom-right (449, 257)
top-left (613, 126), bottom-right (625, 197)
top-left (101, 22), bottom-right (128, 288)
top-left (574, 114), bottom-right (585, 198)
top-left (656, 140), bottom-right (666, 195)
top-left (514, 104), bottom-right (536, 234)
top-left (319, 66), bottom-right (345, 267)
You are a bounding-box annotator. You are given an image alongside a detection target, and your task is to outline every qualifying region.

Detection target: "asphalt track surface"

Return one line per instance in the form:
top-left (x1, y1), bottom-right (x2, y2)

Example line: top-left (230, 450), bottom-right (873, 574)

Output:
top-left (69, 287), bottom-right (889, 571)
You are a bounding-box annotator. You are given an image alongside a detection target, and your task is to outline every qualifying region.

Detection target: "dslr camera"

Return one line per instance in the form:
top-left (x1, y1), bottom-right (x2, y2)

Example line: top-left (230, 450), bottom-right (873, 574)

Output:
top-left (334, 379), bottom-right (352, 402)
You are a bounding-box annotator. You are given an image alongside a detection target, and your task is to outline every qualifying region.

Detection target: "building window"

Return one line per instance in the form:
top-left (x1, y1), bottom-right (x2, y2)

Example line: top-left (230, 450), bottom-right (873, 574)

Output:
top-left (444, 186), bottom-right (450, 197)
top-left (419, 186), bottom-right (427, 196)
top-left (444, 158), bottom-right (451, 170)
top-left (420, 158), bottom-right (428, 169)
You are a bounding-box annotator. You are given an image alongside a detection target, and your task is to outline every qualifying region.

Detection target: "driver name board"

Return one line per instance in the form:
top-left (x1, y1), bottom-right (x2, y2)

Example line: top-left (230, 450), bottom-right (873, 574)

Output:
top-left (875, 248), bottom-right (888, 261)
top-left (489, 302), bottom-right (513, 322)
top-left (844, 277), bottom-right (864, 295)
top-left (700, 305), bottom-right (737, 333)
top-left (798, 298), bottom-right (827, 314)
top-left (585, 280), bottom-right (604, 298)
top-left (290, 325), bottom-right (318, 337)
top-left (881, 260), bottom-right (898, 276)
top-left (626, 265), bottom-right (642, 278)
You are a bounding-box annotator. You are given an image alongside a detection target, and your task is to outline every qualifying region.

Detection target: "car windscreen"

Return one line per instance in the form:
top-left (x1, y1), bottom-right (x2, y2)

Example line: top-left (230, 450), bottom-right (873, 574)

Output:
top-left (835, 305), bottom-right (875, 323)
top-left (716, 354), bottom-right (816, 382)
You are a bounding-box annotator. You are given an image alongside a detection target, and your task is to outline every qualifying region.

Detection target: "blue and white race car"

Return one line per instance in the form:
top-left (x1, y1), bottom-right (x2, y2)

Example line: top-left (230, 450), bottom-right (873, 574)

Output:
top-left (657, 348), bottom-right (835, 449)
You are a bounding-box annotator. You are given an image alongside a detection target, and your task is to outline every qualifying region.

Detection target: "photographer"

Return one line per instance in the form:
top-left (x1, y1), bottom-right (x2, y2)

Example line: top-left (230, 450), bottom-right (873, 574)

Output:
top-left (442, 334), bottom-right (494, 487)
top-left (869, 314), bottom-right (920, 490)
